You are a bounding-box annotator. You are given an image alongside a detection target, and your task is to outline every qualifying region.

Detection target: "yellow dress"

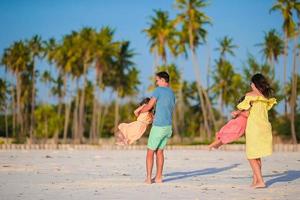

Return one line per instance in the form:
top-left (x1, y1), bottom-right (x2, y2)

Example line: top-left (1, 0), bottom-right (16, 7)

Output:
top-left (237, 95), bottom-right (277, 159)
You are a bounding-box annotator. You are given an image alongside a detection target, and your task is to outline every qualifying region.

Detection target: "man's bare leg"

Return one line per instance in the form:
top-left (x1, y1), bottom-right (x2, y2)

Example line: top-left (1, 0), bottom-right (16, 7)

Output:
top-left (145, 149), bottom-right (155, 184)
top-left (154, 149), bottom-right (164, 183)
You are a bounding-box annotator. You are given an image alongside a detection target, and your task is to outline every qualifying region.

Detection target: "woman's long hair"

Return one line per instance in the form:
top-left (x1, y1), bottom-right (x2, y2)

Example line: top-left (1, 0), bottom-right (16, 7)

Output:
top-left (251, 73), bottom-right (273, 98)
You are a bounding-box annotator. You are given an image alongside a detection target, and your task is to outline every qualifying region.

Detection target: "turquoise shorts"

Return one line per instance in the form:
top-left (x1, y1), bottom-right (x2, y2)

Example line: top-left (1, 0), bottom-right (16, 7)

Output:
top-left (147, 126), bottom-right (172, 150)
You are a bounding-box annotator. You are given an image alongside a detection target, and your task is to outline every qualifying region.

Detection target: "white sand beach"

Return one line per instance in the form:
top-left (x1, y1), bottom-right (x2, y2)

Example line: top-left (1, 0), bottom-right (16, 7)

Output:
top-left (0, 149), bottom-right (299, 200)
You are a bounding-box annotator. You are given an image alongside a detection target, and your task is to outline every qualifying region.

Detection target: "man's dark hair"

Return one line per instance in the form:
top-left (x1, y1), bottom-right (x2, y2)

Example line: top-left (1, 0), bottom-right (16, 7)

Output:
top-left (156, 71), bottom-right (169, 83)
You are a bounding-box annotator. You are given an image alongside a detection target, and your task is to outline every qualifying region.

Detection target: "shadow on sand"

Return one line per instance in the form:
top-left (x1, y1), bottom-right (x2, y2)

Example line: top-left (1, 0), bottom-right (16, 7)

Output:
top-left (265, 170), bottom-right (300, 187)
top-left (163, 163), bottom-right (240, 182)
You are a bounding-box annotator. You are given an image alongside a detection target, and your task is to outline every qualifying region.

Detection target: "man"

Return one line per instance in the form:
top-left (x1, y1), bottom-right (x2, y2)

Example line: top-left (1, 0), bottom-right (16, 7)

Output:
top-left (139, 71), bottom-right (175, 184)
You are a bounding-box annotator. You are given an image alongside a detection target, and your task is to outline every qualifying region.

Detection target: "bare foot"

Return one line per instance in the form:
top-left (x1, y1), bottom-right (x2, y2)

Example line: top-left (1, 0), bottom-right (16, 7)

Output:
top-left (144, 178), bottom-right (152, 184)
top-left (252, 182), bottom-right (266, 189)
top-left (250, 178), bottom-right (257, 187)
top-left (115, 142), bottom-right (125, 146)
top-left (154, 177), bottom-right (163, 183)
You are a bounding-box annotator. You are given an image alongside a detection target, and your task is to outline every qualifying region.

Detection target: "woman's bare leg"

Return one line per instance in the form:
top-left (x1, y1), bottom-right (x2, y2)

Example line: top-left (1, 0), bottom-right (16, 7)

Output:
top-left (248, 159), bottom-right (265, 188)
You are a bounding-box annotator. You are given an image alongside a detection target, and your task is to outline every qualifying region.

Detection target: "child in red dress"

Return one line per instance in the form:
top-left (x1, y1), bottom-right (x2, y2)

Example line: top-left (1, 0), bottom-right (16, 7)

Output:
top-left (208, 96), bottom-right (249, 150)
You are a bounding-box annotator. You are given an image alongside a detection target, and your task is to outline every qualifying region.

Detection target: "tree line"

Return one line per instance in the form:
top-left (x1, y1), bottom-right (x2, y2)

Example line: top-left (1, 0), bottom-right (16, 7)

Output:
top-left (0, 0), bottom-right (299, 144)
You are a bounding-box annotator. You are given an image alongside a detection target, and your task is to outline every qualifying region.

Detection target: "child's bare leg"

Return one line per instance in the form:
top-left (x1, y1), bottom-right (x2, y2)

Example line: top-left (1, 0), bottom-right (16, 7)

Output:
top-left (115, 130), bottom-right (127, 145)
top-left (208, 139), bottom-right (223, 150)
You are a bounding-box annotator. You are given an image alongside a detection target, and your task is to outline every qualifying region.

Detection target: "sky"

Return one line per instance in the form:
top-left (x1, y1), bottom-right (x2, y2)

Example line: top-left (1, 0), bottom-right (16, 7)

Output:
top-left (0, 0), bottom-right (290, 110)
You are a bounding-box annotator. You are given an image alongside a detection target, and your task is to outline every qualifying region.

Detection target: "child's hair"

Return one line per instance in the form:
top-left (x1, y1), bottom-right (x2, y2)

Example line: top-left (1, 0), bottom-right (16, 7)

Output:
top-left (237, 96), bottom-right (245, 104)
top-left (251, 73), bottom-right (273, 98)
top-left (139, 97), bottom-right (154, 112)
top-left (139, 97), bottom-right (150, 106)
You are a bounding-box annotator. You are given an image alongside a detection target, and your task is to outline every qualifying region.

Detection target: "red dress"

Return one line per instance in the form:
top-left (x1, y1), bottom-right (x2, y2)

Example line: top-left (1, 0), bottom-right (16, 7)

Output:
top-left (216, 111), bottom-right (248, 144)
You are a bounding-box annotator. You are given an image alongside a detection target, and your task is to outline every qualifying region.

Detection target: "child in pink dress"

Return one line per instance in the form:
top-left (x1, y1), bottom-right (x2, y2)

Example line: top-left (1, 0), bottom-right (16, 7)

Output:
top-left (208, 96), bottom-right (249, 150)
top-left (115, 98), bottom-right (153, 145)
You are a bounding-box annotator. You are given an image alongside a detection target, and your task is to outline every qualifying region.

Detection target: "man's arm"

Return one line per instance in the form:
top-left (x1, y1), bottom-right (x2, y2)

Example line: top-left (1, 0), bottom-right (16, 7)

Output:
top-left (133, 105), bottom-right (145, 117)
top-left (139, 97), bottom-right (156, 113)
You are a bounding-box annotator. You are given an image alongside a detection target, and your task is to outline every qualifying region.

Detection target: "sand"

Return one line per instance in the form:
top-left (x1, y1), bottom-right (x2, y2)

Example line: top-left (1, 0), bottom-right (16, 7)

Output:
top-left (0, 149), bottom-right (299, 200)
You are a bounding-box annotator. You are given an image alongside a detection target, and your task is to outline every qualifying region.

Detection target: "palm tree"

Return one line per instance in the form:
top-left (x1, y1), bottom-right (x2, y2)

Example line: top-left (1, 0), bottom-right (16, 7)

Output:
top-left (90, 27), bottom-right (119, 143)
top-left (77, 27), bottom-right (95, 143)
top-left (45, 37), bottom-right (69, 144)
top-left (257, 29), bottom-right (284, 79)
top-left (270, 0), bottom-right (300, 115)
top-left (144, 10), bottom-right (178, 67)
top-left (175, 0), bottom-right (215, 137)
top-left (0, 78), bottom-right (9, 144)
top-left (212, 59), bottom-right (242, 113)
top-left (215, 36), bottom-right (238, 60)
top-left (27, 35), bottom-right (44, 144)
top-left (214, 36), bottom-right (238, 113)
top-left (289, 36), bottom-right (300, 144)
top-left (40, 71), bottom-right (53, 101)
top-left (103, 41), bottom-right (140, 133)
top-left (1, 40), bottom-right (31, 141)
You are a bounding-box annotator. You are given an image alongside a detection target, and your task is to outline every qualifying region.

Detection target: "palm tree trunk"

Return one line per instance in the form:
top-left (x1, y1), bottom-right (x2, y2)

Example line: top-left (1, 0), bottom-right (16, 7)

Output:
top-left (269, 54), bottom-right (275, 80)
top-left (283, 32), bottom-right (289, 116)
top-left (202, 86), bottom-right (216, 138)
top-left (90, 95), bottom-right (97, 143)
top-left (90, 71), bottom-right (102, 144)
top-left (11, 86), bottom-right (16, 138)
top-left (177, 78), bottom-right (185, 133)
top-left (99, 103), bottom-right (109, 138)
top-left (96, 103), bottom-right (102, 140)
top-left (114, 92), bottom-right (120, 132)
top-left (290, 34), bottom-right (298, 144)
top-left (63, 102), bottom-right (71, 143)
top-left (206, 53), bottom-right (211, 94)
top-left (154, 49), bottom-right (159, 72)
top-left (73, 81), bottom-right (80, 144)
top-left (16, 73), bottom-right (24, 141)
top-left (5, 103), bottom-right (8, 145)
top-left (93, 102), bottom-right (99, 143)
top-left (190, 49), bottom-right (211, 137)
top-left (172, 105), bottom-right (180, 137)
top-left (29, 65), bottom-right (36, 145)
top-left (53, 72), bottom-right (64, 144)
top-left (62, 74), bottom-right (69, 143)
top-left (79, 63), bottom-right (88, 142)
top-left (45, 113), bottom-right (48, 143)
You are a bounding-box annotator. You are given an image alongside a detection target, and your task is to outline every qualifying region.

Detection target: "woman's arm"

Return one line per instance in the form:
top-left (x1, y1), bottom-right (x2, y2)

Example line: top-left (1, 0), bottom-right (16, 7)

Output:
top-left (231, 110), bottom-right (242, 118)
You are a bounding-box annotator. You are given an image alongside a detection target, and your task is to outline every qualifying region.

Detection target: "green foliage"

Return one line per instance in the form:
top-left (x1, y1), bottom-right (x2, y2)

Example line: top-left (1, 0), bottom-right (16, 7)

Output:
top-left (272, 113), bottom-right (300, 140)
top-left (34, 104), bottom-right (62, 138)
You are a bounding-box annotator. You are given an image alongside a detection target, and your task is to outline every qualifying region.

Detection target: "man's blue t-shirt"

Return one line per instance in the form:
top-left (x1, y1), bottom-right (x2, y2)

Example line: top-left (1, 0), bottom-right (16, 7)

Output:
top-left (152, 87), bottom-right (176, 126)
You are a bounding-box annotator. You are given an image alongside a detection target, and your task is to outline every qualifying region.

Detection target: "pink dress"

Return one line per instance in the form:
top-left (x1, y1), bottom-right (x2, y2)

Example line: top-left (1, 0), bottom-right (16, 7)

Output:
top-left (216, 111), bottom-right (248, 144)
top-left (116, 112), bottom-right (153, 145)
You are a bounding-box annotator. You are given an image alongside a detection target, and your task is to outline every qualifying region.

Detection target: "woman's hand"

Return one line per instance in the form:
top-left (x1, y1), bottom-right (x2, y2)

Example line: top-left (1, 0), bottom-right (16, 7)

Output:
top-left (231, 110), bottom-right (240, 118)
